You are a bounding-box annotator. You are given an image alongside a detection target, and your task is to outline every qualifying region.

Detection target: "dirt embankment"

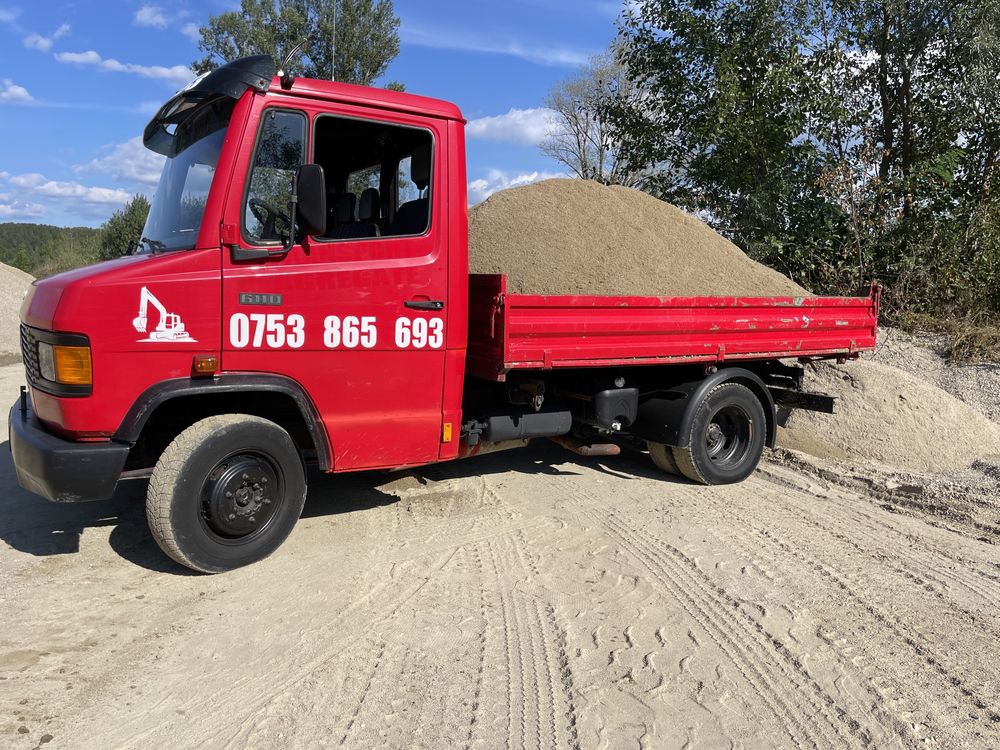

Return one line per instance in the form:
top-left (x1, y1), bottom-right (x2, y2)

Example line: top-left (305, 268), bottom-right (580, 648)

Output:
top-left (0, 263), bottom-right (33, 359)
top-left (781, 360), bottom-right (1000, 472)
top-left (469, 179), bottom-right (807, 297)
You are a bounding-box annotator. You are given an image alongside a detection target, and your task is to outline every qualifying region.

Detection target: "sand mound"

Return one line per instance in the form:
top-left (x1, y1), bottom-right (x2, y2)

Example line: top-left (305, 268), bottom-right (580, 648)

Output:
top-left (780, 361), bottom-right (1000, 472)
top-left (469, 179), bottom-right (807, 297)
top-left (0, 263), bottom-right (33, 356)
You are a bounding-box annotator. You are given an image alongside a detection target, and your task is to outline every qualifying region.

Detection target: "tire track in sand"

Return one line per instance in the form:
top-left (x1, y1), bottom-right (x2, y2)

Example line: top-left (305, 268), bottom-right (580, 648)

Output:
top-left (470, 522), bottom-right (580, 750)
top-left (759, 462), bottom-right (1000, 609)
top-left (551, 475), bottom-right (876, 750)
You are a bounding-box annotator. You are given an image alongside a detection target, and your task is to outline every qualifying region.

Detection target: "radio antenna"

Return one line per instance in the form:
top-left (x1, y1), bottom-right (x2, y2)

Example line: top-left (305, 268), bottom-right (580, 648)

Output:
top-left (277, 40), bottom-right (306, 89)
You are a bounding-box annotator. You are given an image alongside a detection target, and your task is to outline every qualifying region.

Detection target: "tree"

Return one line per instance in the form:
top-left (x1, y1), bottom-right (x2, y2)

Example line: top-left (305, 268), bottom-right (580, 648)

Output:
top-left (609, 0), bottom-right (1000, 318)
top-left (541, 51), bottom-right (641, 186)
top-left (193, 0), bottom-right (400, 87)
top-left (99, 195), bottom-right (150, 261)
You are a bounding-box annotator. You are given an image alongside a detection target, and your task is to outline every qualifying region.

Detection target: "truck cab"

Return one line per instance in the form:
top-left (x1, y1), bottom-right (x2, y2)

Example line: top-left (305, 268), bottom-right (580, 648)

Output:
top-left (13, 56), bottom-right (470, 570)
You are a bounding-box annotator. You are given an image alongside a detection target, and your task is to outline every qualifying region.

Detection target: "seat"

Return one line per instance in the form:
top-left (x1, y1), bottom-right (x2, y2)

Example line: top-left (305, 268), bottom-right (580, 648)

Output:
top-left (325, 193), bottom-right (357, 238)
top-left (358, 188), bottom-right (382, 237)
top-left (389, 149), bottom-right (431, 236)
top-left (329, 188), bottom-right (381, 240)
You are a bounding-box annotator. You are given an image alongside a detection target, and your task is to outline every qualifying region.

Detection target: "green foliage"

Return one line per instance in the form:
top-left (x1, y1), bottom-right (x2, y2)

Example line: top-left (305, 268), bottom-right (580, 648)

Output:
top-left (99, 195), bottom-right (151, 261)
top-left (610, 0), bottom-right (1000, 321)
top-left (0, 223), bottom-right (101, 278)
top-left (193, 0), bottom-right (400, 86)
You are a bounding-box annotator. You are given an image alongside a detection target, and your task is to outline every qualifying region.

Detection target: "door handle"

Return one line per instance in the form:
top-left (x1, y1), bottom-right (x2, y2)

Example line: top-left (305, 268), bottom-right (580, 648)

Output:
top-left (404, 300), bottom-right (445, 311)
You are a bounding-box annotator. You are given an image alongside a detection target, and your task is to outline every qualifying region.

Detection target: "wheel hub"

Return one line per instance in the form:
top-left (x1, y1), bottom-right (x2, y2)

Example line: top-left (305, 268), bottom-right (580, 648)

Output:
top-left (704, 406), bottom-right (752, 467)
top-left (202, 455), bottom-right (280, 539)
top-left (706, 423), bottom-right (726, 455)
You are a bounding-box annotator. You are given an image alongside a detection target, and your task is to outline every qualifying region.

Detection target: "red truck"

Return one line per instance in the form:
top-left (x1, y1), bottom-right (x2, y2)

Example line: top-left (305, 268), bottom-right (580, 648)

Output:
top-left (10, 56), bottom-right (879, 573)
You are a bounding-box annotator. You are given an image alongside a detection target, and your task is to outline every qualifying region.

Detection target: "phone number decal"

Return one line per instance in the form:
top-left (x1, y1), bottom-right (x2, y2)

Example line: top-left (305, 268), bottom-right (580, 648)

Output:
top-left (229, 313), bottom-right (444, 350)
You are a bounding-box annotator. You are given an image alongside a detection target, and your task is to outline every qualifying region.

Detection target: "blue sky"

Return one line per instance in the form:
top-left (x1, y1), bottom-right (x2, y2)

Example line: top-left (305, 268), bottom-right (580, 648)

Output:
top-left (0, 0), bottom-right (624, 227)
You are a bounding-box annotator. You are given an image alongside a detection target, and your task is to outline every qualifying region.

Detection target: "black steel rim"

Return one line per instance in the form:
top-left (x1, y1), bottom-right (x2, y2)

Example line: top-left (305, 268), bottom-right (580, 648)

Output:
top-left (704, 404), bottom-right (754, 470)
top-left (199, 451), bottom-right (284, 544)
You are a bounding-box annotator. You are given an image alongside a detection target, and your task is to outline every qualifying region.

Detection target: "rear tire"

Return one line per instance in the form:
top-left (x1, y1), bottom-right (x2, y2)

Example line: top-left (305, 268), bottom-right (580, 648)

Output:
top-left (671, 383), bottom-right (767, 485)
top-left (146, 415), bottom-right (307, 574)
top-left (647, 441), bottom-right (681, 475)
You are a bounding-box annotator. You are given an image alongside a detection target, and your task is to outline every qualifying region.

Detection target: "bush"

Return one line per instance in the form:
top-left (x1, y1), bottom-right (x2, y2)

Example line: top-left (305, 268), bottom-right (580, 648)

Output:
top-left (99, 195), bottom-right (150, 261)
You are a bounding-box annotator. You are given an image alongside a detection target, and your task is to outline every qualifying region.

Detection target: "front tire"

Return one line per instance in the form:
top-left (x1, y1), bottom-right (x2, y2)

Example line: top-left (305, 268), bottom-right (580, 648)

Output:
top-left (146, 415), bottom-right (307, 573)
top-left (670, 383), bottom-right (767, 485)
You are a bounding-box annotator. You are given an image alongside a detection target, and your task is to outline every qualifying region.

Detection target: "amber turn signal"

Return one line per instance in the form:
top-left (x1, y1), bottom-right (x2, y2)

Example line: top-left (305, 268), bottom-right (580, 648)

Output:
top-left (52, 346), bottom-right (93, 386)
top-left (193, 355), bottom-right (219, 376)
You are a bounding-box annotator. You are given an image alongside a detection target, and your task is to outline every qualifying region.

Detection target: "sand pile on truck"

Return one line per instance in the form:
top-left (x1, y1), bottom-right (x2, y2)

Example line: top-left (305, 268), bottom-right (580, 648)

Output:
top-left (780, 361), bottom-right (1000, 472)
top-left (0, 262), bottom-right (33, 358)
top-left (468, 179), bottom-right (807, 297)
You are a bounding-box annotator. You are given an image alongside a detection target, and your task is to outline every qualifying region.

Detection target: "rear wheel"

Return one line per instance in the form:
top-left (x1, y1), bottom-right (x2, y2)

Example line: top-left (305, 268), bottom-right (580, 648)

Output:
top-left (647, 441), bottom-right (681, 475)
top-left (146, 415), bottom-right (307, 573)
top-left (670, 383), bottom-right (767, 485)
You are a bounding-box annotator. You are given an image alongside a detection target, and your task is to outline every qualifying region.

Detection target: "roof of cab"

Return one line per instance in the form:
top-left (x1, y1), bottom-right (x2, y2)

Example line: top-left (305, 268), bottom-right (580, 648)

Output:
top-left (271, 75), bottom-right (465, 123)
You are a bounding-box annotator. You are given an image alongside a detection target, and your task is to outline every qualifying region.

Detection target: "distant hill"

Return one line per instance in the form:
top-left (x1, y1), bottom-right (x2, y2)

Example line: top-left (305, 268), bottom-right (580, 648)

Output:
top-left (0, 223), bottom-right (101, 279)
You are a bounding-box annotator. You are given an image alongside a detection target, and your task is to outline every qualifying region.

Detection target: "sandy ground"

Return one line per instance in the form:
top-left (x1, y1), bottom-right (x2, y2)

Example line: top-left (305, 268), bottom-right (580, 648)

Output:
top-left (2, 360), bottom-right (1000, 750)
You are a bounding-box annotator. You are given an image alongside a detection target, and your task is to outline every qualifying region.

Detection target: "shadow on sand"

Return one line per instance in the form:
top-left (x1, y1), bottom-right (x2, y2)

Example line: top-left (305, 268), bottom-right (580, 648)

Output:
top-left (0, 438), bottom-right (683, 575)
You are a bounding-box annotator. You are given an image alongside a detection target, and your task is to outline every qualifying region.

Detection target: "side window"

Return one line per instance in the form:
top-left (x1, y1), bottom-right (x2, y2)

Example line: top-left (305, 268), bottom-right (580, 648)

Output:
top-left (313, 116), bottom-right (433, 242)
top-left (243, 109), bottom-right (306, 245)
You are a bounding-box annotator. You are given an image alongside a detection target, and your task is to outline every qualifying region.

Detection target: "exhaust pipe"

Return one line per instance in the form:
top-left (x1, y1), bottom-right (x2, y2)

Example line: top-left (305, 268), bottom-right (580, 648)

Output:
top-left (550, 436), bottom-right (621, 457)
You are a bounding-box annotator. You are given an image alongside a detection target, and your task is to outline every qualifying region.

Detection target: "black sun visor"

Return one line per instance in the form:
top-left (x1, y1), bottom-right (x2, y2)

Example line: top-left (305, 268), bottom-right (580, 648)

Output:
top-left (143, 55), bottom-right (276, 157)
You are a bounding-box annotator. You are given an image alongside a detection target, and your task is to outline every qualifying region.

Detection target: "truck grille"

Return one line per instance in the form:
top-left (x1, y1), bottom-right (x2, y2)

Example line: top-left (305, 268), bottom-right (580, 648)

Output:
top-left (20, 324), bottom-right (41, 387)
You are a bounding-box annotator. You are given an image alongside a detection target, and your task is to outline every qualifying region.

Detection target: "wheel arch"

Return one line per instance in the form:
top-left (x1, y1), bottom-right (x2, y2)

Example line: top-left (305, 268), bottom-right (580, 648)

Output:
top-left (632, 367), bottom-right (776, 449)
top-left (115, 375), bottom-right (332, 472)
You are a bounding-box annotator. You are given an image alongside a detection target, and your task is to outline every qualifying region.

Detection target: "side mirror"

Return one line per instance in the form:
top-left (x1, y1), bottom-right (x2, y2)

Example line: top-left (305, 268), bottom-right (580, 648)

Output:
top-left (295, 164), bottom-right (327, 238)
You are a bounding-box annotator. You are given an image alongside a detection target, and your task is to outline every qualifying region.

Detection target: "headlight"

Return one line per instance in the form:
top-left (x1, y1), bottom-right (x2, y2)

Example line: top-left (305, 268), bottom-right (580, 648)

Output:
top-left (37, 341), bottom-right (92, 386)
top-left (38, 342), bottom-right (56, 381)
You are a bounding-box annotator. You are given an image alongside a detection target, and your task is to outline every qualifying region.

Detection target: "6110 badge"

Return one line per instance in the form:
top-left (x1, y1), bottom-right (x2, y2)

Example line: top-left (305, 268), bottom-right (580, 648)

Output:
top-left (228, 314), bottom-right (444, 350)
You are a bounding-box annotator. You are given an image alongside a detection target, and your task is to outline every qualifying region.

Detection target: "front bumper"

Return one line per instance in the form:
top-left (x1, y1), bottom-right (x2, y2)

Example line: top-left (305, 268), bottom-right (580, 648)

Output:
top-left (9, 400), bottom-right (130, 502)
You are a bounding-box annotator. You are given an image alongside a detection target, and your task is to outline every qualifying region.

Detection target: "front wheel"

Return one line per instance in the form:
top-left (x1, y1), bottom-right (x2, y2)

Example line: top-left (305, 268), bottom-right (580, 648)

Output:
top-left (670, 382), bottom-right (767, 485)
top-left (146, 415), bottom-right (307, 573)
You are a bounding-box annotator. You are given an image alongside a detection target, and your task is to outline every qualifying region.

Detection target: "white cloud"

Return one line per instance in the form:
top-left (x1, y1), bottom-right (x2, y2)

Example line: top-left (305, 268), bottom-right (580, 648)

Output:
top-left (55, 49), bottom-right (193, 86)
top-left (0, 198), bottom-right (45, 219)
top-left (467, 107), bottom-right (559, 147)
top-left (24, 33), bottom-right (51, 51)
top-left (22, 22), bottom-right (68, 52)
top-left (468, 169), bottom-right (565, 204)
top-left (135, 4), bottom-right (169, 29)
top-left (0, 79), bottom-right (32, 104)
top-left (0, 171), bottom-right (131, 207)
top-left (401, 25), bottom-right (592, 67)
top-left (180, 22), bottom-right (200, 43)
top-left (0, 7), bottom-right (20, 24)
top-left (77, 137), bottom-right (165, 187)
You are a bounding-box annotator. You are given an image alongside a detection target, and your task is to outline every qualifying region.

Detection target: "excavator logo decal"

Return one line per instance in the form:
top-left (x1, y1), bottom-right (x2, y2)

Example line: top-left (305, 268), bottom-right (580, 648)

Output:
top-left (132, 286), bottom-right (198, 343)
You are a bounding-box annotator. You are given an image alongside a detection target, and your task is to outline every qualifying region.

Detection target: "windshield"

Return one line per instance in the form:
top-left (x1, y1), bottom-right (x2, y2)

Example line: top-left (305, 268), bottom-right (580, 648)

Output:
top-left (140, 106), bottom-right (231, 253)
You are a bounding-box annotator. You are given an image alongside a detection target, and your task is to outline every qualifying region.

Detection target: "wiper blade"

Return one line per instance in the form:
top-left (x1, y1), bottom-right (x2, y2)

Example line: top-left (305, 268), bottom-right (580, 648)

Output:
top-left (137, 236), bottom-right (168, 254)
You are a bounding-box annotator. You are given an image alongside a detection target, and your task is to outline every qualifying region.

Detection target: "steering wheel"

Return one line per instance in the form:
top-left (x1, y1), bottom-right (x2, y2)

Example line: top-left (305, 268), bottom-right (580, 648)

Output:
top-left (248, 198), bottom-right (291, 240)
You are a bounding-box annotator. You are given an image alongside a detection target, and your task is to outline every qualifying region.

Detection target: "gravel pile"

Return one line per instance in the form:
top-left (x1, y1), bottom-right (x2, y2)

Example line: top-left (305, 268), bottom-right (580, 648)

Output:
top-left (469, 179), bottom-right (807, 297)
top-left (780, 360), bottom-right (1000, 472)
top-left (868, 327), bottom-right (1000, 424)
top-left (0, 262), bottom-right (33, 357)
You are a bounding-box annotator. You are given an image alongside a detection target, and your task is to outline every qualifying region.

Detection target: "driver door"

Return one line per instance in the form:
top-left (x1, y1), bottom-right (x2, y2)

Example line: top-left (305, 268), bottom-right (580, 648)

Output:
top-left (220, 102), bottom-right (450, 472)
